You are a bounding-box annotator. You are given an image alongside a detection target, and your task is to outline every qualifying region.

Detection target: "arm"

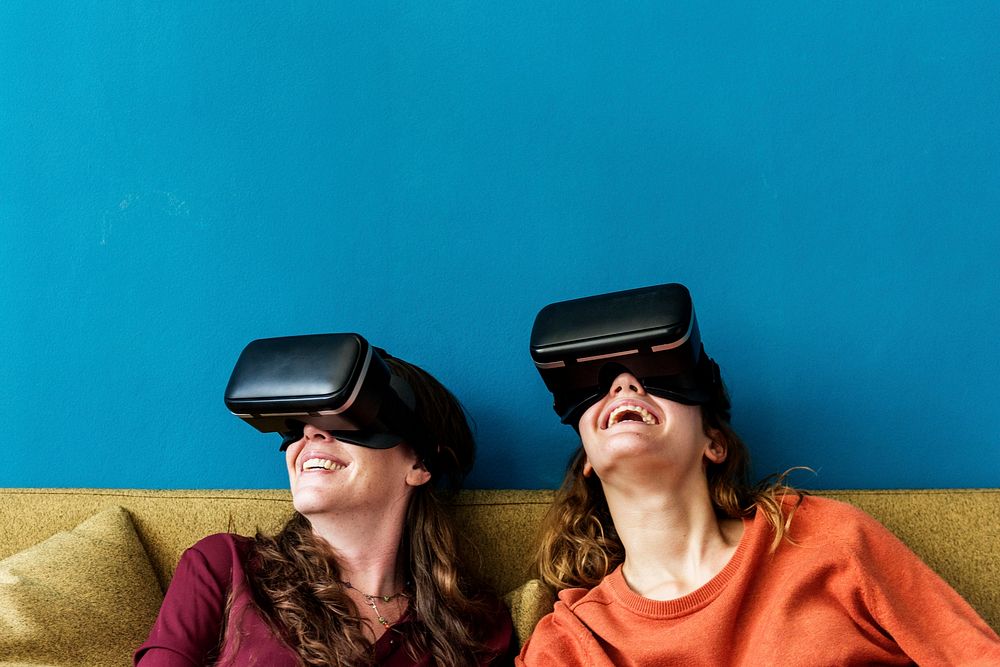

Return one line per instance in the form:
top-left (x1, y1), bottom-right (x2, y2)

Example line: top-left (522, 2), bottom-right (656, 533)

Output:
top-left (134, 536), bottom-right (237, 666)
top-left (849, 511), bottom-right (1000, 665)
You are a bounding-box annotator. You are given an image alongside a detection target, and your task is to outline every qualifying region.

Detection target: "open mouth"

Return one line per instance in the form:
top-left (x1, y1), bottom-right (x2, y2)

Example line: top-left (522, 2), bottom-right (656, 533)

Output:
top-left (603, 403), bottom-right (660, 429)
top-left (302, 457), bottom-right (348, 472)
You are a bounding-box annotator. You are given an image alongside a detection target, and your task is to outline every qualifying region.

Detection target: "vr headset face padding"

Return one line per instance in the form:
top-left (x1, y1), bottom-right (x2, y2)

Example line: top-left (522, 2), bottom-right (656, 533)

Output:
top-left (529, 283), bottom-right (726, 426)
top-left (224, 333), bottom-right (431, 456)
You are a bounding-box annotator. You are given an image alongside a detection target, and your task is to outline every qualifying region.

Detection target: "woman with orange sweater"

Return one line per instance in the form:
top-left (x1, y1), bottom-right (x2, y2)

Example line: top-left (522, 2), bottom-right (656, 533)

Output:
top-left (518, 283), bottom-right (1000, 666)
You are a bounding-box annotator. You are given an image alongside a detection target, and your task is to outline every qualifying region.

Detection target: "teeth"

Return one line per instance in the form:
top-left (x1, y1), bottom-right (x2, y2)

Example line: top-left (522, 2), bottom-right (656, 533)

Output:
top-left (608, 404), bottom-right (658, 426)
top-left (303, 457), bottom-right (346, 471)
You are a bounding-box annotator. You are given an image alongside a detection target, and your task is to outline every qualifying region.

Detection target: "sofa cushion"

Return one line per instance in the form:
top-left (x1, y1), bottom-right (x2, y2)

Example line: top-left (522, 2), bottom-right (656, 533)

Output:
top-left (0, 506), bottom-right (163, 666)
top-left (504, 578), bottom-right (556, 648)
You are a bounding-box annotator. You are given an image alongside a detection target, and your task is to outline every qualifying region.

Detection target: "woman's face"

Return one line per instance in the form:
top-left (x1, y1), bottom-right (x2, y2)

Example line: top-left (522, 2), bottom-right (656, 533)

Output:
top-left (577, 371), bottom-right (724, 483)
top-left (284, 424), bottom-right (431, 518)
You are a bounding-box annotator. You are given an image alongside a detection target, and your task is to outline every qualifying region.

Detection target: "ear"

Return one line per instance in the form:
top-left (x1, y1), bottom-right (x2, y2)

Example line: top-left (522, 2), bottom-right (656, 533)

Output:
top-left (703, 430), bottom-right (728, 464)
top-left (405, 460), bottom-right (433, 487)
top-left (582, 457), bottom-right (594, 478)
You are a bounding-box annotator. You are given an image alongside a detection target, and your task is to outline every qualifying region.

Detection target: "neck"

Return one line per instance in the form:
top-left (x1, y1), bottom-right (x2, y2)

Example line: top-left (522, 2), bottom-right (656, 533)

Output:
top-left (602, 473), bottom-right (743, 601)
top-left (305, 497), bottom-right (412, 597)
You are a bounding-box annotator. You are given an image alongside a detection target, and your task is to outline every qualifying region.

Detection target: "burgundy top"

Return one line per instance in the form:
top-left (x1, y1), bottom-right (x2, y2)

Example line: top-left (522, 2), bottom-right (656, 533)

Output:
top-left (135, 533), bottom-right (514, 666)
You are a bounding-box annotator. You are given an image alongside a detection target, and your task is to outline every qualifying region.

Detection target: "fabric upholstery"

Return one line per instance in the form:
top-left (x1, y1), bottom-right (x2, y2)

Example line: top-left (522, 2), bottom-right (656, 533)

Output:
top-left (0, 506), bottom-right (163, 666)
top-left (504, 579), bottom-right (557, 647)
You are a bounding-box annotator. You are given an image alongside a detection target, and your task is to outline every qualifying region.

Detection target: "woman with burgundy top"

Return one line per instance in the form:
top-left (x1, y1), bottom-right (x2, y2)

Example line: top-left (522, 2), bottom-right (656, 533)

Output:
top-left (136, 351), bottom-right (514, 666)
top-left (518, 284), bottom-right (1000, 665)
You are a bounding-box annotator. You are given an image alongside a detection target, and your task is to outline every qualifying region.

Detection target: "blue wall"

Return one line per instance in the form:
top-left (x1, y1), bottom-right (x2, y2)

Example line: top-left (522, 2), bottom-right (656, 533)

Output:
top-left (2, 3), bottom-right (998, 490)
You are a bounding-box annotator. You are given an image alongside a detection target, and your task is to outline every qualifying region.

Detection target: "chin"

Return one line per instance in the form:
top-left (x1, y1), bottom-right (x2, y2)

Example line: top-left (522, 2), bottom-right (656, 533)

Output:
top-left (291, 489), bottom-right (337, 516)
top-left (604, 428), bottom-right (658, 446)
top-left (600, 433), bottom-right (664, 460)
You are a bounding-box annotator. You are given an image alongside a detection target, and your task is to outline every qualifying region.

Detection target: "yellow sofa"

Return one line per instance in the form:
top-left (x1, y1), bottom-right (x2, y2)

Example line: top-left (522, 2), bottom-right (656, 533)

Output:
top-left (2, 488), bottom-right (998, 666)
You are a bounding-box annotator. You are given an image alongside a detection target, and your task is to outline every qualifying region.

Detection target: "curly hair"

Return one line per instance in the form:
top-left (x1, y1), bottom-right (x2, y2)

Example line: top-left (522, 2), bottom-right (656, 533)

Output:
top-left (228, 357), bottom-right (502, 666)
top-left (535, 378), bottom-right (804, 592)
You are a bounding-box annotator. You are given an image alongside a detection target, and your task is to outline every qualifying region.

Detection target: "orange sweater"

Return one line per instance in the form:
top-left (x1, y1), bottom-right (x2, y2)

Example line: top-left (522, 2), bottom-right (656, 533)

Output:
top-left (518, 496), bottom-right (1000, 666)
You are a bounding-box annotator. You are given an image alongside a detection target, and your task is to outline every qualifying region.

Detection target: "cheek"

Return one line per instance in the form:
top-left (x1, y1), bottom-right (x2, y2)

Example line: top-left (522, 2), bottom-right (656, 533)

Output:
top-left (578, 402), bottom-right (603, 435)
top-left (577, 430), bottom-right (602, 470)
top-left (673, 403), bottom-right (707, 437)
top-left (577, 402), bottom-right (607, 453)
top-left (284, 444), bottom-right (303, 478)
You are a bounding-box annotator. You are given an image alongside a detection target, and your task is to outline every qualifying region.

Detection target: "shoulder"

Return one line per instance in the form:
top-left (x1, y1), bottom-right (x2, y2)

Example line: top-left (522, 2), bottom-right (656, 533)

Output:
top-left (792, 495), bottom-right (886, 532)
top-left (188, 532), bottom-right (254, 559)
top-left (556, 586), bottom-right (592, 607)
top-left (518, 589), bottom-right (604, 665)
top-left (548, 579), bottom-right (618, 625)
top-left (178, 533), bottom-right (255, 580)
top-left (557, 580), bottom-right (615, 609)
top-left (520, 583), bottom-right (612, 635)
top-left (137, 535), bottom-right (260, 664)
top-left (784, 495), bottom-right (903, 554)
top-left (158, 534), bottom-right (261, 617)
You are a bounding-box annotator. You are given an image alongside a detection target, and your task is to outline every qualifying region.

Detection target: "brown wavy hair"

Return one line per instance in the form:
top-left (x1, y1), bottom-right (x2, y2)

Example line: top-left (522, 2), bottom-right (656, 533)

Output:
top-left (230, 357), bottom-right (502, 666)
top-left (535, 377), bottom-right (804, 592)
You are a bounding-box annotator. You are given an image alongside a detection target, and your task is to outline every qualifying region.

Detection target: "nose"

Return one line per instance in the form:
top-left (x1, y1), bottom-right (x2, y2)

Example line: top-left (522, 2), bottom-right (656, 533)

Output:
top-left (302, 424), bottom-right (333, 441)
top-left (609, 372), bottom-right (645, 396)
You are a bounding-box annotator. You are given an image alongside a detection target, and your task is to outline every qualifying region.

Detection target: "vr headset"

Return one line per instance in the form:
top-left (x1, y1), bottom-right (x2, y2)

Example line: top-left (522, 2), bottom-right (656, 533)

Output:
top-left (529, 283), bottom-right (724, 426)
top-left (224, 333), bottom-right (428, 455)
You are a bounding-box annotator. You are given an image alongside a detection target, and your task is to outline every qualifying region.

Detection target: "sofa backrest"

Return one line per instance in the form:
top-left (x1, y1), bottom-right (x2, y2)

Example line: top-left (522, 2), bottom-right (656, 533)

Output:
top-left (1, 487), bottom-right (998, 631)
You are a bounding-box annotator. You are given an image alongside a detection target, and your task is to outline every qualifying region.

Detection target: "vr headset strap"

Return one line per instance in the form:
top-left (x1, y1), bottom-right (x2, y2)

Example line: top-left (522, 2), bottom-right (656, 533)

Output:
top-left (374, 348), bottom-right (436, 466)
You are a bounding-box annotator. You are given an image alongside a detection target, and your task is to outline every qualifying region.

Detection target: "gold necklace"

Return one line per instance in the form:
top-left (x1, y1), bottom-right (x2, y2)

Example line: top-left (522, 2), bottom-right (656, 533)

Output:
top-left (341, 580), bottom-right (410, 628)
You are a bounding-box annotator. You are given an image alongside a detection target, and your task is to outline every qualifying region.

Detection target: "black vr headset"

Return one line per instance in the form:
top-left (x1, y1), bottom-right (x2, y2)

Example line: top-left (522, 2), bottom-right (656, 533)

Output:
top-left (529, 283), bottom-right (725, 427)
top-left (224, 333), bottom-right (428, 455)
